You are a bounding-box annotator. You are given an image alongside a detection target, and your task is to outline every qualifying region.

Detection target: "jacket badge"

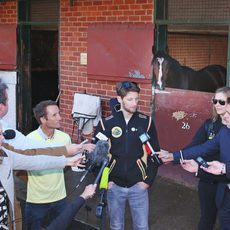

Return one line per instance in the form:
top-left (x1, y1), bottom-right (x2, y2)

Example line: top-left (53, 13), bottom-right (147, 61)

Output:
top-left (111, 127), bottom-right (122, 138)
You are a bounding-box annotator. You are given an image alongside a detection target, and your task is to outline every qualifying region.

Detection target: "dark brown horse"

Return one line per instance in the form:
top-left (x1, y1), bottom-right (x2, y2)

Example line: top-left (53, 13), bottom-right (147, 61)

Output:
top-left (152, 51), bottom-right (226, 92)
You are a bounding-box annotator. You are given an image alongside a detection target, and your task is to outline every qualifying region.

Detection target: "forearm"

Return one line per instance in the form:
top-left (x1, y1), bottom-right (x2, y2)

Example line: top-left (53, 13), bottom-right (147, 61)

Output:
top-left (173, 141), bottom-right (218, 164)
top-left (10, 150), bottom-right (67, 170)
top-left (2, 143), bottom-right (68, 156)
top-left (45, 197), bottom-right (85, 230)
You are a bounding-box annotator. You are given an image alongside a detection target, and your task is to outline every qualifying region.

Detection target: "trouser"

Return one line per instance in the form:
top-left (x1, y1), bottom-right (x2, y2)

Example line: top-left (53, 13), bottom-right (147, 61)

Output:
top-left (198, 180), bottom-right (218, 230)
top-left (107, 183), bottom-right (149, 230)
top-left (25, 198), bottom-right (67, 230)
top-left (218, 188), bottom-right (230, 230)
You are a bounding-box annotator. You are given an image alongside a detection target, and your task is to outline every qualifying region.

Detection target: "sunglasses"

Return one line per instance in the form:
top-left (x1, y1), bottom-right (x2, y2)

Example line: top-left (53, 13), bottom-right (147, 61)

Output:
top-left (212, 98), bottom-right (226, 106)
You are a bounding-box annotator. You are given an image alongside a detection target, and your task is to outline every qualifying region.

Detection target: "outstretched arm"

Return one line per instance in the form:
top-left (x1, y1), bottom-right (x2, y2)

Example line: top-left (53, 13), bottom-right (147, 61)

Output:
top-left (45, 184), bottom-right (97, 230)
top-left (2, 142), bottom-right (95, 157)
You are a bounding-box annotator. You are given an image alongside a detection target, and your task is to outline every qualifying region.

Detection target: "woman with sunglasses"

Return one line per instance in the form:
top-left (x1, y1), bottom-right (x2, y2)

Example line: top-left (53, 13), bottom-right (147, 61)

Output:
top-left (183, 86), bottom-right (230, 230)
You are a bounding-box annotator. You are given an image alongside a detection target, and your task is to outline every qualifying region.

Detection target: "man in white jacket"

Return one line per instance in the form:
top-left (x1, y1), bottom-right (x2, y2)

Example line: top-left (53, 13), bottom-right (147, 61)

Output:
top-left (0, 125), bottom-right (85, 230)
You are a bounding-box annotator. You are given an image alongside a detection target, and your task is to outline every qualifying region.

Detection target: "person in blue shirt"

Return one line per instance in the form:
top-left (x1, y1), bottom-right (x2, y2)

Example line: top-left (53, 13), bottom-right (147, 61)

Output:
top-left (182, 87), bottom-right (230, 230)
top-left (158, 97), bottom-right (230, 229)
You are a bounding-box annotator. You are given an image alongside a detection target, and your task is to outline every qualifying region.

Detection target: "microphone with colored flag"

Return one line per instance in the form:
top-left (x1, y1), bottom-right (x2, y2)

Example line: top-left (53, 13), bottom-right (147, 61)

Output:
top-left (94, 157), bottom-right (109, 185)
top-left (138, 127), bottom-right (162, 166)
top-left (76, 140), bottom-right (109, 188)
top-left (96, 167), bottom-right (109, 218)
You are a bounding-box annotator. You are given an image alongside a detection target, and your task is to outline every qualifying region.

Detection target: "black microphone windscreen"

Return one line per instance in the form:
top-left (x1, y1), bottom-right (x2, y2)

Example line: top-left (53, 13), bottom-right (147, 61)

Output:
top-left (88, 140), bottom-right (109, 165)
top-left (3, 129), bottom-right (16, 140)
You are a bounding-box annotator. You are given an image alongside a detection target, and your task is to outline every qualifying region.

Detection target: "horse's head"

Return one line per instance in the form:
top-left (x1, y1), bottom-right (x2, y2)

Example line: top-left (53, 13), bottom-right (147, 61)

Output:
top-left (151, 51), bottom-right (169, 90)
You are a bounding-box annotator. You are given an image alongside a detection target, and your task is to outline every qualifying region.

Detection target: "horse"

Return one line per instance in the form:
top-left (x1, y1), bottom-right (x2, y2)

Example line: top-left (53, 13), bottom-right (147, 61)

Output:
top-left (151, 51), bottom-right (226, 92)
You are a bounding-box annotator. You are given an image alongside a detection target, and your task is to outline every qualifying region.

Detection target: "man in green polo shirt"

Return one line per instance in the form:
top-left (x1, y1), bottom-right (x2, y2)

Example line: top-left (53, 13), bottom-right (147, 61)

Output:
top-left (24, 100), bottom-right (92, 230)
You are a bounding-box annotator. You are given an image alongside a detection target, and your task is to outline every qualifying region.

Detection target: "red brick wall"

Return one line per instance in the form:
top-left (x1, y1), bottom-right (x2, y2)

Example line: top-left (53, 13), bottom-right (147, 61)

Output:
top-left (59, 0), bottom-right (154, 140)
top-left (0, 1), bottom-right (17, 24)
top-left (168, 33), bottom-right (227, 69)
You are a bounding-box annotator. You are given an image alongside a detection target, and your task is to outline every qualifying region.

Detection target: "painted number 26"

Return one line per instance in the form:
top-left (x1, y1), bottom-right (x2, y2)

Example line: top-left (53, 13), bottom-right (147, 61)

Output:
top-left (182, 122), bottom-right (190, 130)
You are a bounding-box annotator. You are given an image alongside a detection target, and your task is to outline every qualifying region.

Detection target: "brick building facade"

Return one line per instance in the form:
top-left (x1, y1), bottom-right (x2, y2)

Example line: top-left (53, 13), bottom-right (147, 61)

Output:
top-left (0, 0), bottom-right (227, 142)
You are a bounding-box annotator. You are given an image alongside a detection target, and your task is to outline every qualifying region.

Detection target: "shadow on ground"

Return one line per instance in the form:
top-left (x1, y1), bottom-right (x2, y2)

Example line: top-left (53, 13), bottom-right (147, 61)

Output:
top-left (65, 168), bottom-right (209, 230)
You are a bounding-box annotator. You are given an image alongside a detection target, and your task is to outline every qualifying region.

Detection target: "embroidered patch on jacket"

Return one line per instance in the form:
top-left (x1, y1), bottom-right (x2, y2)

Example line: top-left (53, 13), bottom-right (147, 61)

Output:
top-left (111, 126), bottom-right (122, 138)
top-left (105, 115), bottom-right (114, 121)
top-left (138, 114), bottom-right (147, 119)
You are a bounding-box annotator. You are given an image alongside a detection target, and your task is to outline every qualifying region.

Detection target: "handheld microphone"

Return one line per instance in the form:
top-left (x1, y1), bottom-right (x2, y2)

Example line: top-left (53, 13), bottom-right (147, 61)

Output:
top-left (87, 140), bottom-right (109, 166)
top-left (138, 127), bottom-right (162, 166)
top-left (76, 140), bottom-right (109, 188)
top-left (94, 157), bottom-right (109, 185)
top-left (96, 166), bottom-right (109, 218)
top-left (3, 129), bottom-right (16, 140)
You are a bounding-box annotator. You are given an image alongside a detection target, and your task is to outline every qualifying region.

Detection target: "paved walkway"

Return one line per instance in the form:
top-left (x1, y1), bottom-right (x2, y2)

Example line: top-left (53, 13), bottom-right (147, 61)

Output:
top-left (65, 169), bottom-right (210, 230)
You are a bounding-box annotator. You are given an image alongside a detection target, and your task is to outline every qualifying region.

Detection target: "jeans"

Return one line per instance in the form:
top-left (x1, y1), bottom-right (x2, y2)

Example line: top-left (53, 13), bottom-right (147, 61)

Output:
top-left (107, 183), bottom-right (149, 230)
top-left (25, 198), bottom-right (67, 230)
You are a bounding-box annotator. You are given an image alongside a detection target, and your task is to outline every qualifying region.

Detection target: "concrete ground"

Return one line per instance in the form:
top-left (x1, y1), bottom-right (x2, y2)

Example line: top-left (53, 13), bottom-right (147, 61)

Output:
top-left (65, 167), bottom-right (220, 230)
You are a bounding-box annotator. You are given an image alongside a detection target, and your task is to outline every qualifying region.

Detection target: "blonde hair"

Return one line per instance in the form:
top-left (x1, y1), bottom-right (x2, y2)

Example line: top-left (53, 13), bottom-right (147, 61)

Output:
top-left (212, 86), bottom-right (230, 120)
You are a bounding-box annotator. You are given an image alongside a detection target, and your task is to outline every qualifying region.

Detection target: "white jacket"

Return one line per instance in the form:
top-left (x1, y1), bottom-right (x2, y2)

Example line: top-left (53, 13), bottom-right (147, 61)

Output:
top-left (0, 147), bottom-right (66, 230)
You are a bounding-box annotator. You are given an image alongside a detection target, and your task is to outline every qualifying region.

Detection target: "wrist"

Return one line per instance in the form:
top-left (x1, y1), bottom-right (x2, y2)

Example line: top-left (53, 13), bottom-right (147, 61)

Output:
top-left (80, 194), bottom-right (87, 200)
top-left (65, 157), bottom-right (70, 166)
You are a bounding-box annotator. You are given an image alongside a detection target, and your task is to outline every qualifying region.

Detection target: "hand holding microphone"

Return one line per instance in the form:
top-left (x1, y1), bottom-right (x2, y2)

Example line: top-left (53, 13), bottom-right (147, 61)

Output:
top-left (138, 127), bottom-right (162, 166)
top-left (80, 184), bottom-right (97, 200)
top-left (76, 140), bottom-right (109, 188)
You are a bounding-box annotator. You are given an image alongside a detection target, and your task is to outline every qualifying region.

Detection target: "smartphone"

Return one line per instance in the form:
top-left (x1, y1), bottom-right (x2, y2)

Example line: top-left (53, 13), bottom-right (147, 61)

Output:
top-left (196, 157), bottom-right (209, 168)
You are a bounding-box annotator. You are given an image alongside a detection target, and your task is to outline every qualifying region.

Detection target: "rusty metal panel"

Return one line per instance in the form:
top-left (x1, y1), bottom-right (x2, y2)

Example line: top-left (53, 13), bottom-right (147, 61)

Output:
top-left (154, 88), bottom-right (213, 152)
top-left (88, 23), bottom-right (153, 83)
top-left (0, 25), bottom-right (17, 70)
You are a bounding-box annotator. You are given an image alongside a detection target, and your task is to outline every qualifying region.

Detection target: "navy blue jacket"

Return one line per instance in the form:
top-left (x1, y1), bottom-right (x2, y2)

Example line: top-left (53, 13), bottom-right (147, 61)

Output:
top-left (186, 118), bottom-right (223, 182)
top-left (94, 110), bottom-right (160, 187)
top-left (173, 126), bottom-right (230, 207)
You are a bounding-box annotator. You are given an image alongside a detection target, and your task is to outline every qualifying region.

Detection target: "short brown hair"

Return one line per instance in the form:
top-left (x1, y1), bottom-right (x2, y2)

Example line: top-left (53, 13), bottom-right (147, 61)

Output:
top-left (33, 100), bottom-right (57, 124)
top-left (116, 81), bottom-right (140, 98)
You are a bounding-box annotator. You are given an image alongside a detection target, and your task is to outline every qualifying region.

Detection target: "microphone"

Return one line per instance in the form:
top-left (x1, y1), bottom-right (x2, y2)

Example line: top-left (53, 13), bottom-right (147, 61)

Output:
top-left (3, 129), bottom-right (16, 140)
top-left (76, 140), bottom-right (109, 188)
top-left (138, 127), bottom-right (162, 166)
top-left (96, 166), bottom-right (109, 218)
top-left (94, 157), bottom-right (109, 185)
top-left (87, 140), bottom-right (109, 166)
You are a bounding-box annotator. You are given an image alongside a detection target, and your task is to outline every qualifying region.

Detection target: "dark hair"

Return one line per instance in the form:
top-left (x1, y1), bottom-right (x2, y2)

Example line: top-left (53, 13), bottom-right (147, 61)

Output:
top-left (0, 79), bottom-right (8, 105)
top-left (33, 100), bottom-right (57, 124)
top-left (116, 81), bottom-right (140, 98)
